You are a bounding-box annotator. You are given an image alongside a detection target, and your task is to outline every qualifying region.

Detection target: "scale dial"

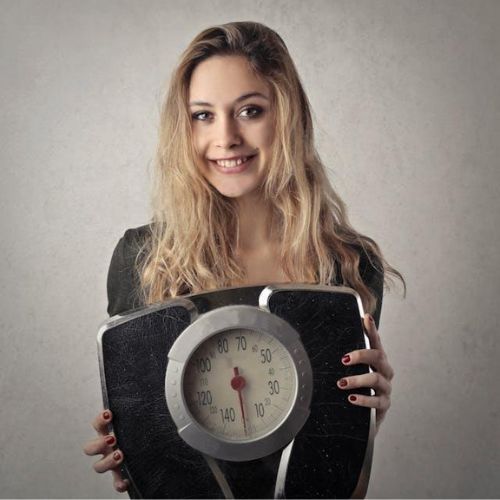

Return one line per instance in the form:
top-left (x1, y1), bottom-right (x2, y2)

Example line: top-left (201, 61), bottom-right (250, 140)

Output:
top-left (166, 305), bottom-right (313, 462)
top-left (184, 328), bottom-right (297, 442)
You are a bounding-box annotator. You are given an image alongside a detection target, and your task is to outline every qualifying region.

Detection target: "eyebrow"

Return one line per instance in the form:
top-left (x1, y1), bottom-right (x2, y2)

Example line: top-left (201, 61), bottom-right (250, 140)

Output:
top-left (189, 92), bottom-right (269, 107)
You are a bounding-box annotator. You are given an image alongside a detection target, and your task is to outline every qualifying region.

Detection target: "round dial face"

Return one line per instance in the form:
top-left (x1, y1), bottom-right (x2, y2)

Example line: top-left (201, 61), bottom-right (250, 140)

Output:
top-left (183, 328), bottom-right (298, 442)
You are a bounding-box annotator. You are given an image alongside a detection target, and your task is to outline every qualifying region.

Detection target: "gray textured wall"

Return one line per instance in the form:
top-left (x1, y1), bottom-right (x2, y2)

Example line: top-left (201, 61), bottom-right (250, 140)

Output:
top-left (1, 0), bottom-right (499, 497)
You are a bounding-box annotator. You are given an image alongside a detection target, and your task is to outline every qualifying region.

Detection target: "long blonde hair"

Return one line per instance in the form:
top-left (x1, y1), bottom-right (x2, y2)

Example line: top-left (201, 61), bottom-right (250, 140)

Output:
top-left (138, 21), bottom-right (406, 314)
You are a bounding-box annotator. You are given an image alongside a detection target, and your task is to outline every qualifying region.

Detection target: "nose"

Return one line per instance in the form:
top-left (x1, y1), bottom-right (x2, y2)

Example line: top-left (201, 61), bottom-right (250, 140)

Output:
top-left (215, 115), bottom-right (242, 149)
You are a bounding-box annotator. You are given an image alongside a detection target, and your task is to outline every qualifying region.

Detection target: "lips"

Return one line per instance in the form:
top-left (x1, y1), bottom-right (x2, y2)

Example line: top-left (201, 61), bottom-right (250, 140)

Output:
top-left (210, 154), bottom-right (257, 162)
top-left (212, 154), bottom-right (253, 161)
top-left (209, 154), bottom-right (257, 174)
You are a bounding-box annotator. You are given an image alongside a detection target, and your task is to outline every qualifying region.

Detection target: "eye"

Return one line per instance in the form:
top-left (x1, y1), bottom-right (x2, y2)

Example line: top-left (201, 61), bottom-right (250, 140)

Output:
top-left (192, 111), bottom-right (211, 121)
top-left (240, 106), bottom-right (262, 118)
top-left (191, 106), bottom-right (263, 122)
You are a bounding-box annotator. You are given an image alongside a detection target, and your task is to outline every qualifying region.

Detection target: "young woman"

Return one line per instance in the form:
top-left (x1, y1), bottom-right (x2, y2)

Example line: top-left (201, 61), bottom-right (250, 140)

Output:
top-left (83, 21), bottom-right (405, 494)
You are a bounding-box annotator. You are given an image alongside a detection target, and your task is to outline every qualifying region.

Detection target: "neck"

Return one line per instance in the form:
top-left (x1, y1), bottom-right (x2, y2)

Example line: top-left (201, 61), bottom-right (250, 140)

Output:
top-left (235, 192), bottom-right (274, 253)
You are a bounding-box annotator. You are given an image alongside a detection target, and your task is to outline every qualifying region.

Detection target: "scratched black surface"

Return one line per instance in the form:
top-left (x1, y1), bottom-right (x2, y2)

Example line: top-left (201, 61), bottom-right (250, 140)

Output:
top-left (101, 287), bottom-right (370, 498)
top-left (102, 306), bottom-right (223, 499)
top-left (268, 290), bottom-right (370, 499)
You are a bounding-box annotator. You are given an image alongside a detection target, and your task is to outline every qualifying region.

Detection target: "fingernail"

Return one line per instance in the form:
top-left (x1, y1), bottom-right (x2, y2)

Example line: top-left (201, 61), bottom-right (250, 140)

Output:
top-left (338, 378), bottom-right (348, 387)
top-left (368, 314), bottom-right (375, 324)
top-left (113, 451), bottom-right (121, 461)
top-left (105, 435), bottom-right (115, 445)
top-left (342, 354), bottom-right (351, 364)
top-left (349, 395), bottom-right (357, 402)
top-left (103, 411), bottom-right (111, 420)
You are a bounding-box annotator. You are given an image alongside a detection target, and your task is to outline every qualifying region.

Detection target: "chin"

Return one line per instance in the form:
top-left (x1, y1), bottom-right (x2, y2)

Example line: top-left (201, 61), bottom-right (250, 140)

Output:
top-left (214, 185), bottom-right (260, 199)
top-left (204, 174), bottom-right (263, 200)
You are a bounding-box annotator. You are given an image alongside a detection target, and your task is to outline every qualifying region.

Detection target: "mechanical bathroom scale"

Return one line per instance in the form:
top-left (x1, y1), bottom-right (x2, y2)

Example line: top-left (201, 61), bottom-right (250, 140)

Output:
top-left (97, 284), bottom-right (375, 498)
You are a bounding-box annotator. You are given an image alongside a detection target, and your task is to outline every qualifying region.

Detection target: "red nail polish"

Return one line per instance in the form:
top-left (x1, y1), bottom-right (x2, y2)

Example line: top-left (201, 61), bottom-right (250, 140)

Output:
top-left (369, 314), bottom-right (375, 324)
top-left (103, 411), bottom-right (111, 420)
top-left (113, 451), bottom-right (121, 461)
top-left (338, 379), bottom-right (347, 387)
top-left (349, 395), bottom-right (357, 402)
top-left (105, 435), bottom-right (115, 445)
top-left (342, 355), bottom-right (351, 364)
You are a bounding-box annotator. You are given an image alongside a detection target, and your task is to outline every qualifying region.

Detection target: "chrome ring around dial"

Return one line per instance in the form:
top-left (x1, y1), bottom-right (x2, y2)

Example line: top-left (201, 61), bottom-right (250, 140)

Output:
top-left (165, 305), bottom-right (313, 462)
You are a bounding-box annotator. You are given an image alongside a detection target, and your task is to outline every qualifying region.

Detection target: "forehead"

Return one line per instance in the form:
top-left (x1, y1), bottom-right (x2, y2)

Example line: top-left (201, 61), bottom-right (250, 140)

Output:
top-left (189, 55), bottom-right (269, 103)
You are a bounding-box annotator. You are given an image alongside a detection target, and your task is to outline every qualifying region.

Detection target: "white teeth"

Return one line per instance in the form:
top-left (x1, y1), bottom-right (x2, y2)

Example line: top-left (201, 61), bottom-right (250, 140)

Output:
top-left (215, 156), bottom-right (249, 168)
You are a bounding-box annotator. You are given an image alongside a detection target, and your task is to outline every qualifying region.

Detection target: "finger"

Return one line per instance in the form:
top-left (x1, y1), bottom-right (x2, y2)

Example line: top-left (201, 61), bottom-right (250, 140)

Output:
top-left (337, 372), bottom-right (391, 396)
top-left (342, 348), bottom-right (391, 376)
top-left (109, 462), bottom-right (128, 491)
top-left (342, 348), bottom-right (394, 381)
top-left (347, 393), bottom-right (391, 412)
top-left (93, 448), bottom-right (123, 474)
top-left (113, 473), bottom-right (129, 493)
top-left (91, 410), bottom-right (113, 436)
top-left (83, 433), bottom-right (116, 456)
top-left (363, 314), bottom-right (382, 351)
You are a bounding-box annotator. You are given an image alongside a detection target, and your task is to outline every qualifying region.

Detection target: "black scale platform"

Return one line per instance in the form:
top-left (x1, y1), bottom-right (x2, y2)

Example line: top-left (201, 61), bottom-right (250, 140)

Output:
top-left (98, 285), bottom-right (374, 498)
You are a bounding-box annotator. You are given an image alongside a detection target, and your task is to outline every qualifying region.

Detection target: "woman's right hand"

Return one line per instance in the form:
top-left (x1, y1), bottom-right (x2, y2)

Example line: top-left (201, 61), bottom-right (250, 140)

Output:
top-left (83, 410), bottom-right (129, 493)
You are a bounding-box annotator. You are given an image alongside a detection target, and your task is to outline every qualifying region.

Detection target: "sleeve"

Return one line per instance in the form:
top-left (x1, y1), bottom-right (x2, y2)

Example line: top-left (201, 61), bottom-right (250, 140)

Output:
top-left (106, 228), bottom-right (146, 317)
top-left (358, 249), bottom-right (384, 330)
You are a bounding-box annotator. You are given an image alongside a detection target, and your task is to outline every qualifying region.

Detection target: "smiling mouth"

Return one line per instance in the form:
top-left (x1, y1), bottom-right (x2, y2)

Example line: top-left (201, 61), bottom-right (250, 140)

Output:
top-left (209, 154), bottom-right (257, 174)
top-left (210, 154), bottom-right (257, 168)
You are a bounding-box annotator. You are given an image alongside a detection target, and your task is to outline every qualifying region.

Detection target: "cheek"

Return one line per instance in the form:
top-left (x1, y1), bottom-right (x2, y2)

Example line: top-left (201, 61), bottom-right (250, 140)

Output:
top-left (191, 127), bottom-right (207, 152)
top-left (260, 120), bottom-right (275, 148)
top-left (247, 122), bottom-right (274, 151)
top-left (192, 136), bottom-right (201, 156)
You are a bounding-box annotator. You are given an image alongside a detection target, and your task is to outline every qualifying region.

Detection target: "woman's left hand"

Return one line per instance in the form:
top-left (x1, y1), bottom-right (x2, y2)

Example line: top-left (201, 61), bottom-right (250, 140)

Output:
top-left (337, 313), bottom-right (394, 433)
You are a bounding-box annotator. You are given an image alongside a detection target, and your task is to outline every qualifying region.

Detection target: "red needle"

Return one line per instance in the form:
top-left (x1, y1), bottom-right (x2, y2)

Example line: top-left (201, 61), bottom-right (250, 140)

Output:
top-left (230, 366), bottom-right (247, 436)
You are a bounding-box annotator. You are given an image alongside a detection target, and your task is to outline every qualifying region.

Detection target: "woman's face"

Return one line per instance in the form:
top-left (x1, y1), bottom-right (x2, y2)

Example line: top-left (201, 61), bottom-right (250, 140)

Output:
top-left (189, 55), bottom-right (274, 199)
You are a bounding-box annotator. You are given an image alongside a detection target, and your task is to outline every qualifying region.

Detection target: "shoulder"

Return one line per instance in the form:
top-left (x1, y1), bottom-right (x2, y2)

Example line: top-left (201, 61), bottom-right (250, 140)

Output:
top-left (334, 242), bottom-right (384, 327)
top-left (357, 245), bottom-right (384, 289)
top-left (122, 224), bottom-right (152, 250)
top-left (333, 242), bottom-right (384, 290)
top-left (108, 224), bottom-right (152, 278)
top-left (106, 224), bottom-right (153, 317)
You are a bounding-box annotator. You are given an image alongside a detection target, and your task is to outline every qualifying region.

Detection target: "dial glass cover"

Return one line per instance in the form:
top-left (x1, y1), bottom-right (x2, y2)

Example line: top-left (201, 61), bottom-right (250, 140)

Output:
top-left (183, 328), bottom-right (298, 442)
